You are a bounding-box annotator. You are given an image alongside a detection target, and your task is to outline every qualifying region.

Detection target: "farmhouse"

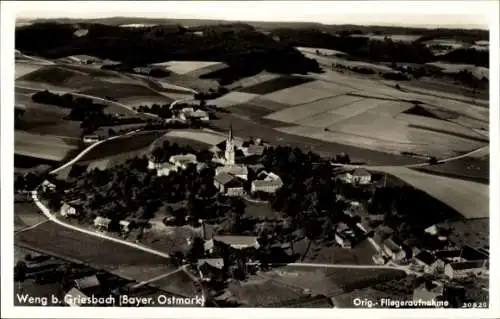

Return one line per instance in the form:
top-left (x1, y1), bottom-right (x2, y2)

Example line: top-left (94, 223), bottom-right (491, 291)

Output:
top-left (205, 236), bottom-right (260, 253)
top-left (180, 108), bottom-right (210, 122)
top-left (382, 238), bottom-right (406, 261)
top-left (169, 153), bottom-right (198, 168)
top-left (197, 258), bottom-right (224, 281)
top-left (64, 288), bottom-right (88, 307)
top-left (82, 134), bottom-right (100, 144)
top-left (251, 171), bottom-right (283, 193)
top-left (215, 165), bottom-right (248, 180)
top-left (414, 250), bottom-right (445, 274)
top-left (214, 172), bottom-right (245, 197)
top-left (243, 144), bottom-right (266, 157)
top-left (60, 202), bottom-right (77, 218)
top-left (334, 223), bottom-right (358, 249)
top-left (119, 220), bottom-right (131, 233)
top-left (352, 168), bottom-right (371, 185)
top-left (148, 160), bottom-right (179, 177)
top-left (94, 216), bottom-right (111, 231)
top-left (412, 281), bottom-right (444, 302)
top-left (444, 260), bottom-right (488, 279)
top-left (41, 180), bottom-right (56, 192)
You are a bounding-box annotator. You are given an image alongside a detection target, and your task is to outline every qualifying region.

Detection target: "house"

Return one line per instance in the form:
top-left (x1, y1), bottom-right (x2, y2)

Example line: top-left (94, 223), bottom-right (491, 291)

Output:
top-left (197, 258), bottom-right (224, 281)
top-left (412, 281), bottom-right (444, 302)
top-left (60, 202), bottom-right (77, 218)
top-left (382, 238), bottom-right (406, 261)
top-left (215, 164), bottom-right (248, 180)
top-left (74, 275), bottom-right (100, 291)
top-left (180, 108), bottom-right (210, 121)
top-left (64, 288), bottom-right (88, 307)
top-left (94, 216), bottom-right (111, 230)
top-left (41, 180), bottom-right (56, 192)
top-left (424, 224), bottom-right (439, 236)
top-left (337, 172), bottom-right (353, 184)
top-left (82, 134), bottom-right (100, 144)
top-left (251, 171), bottom-right (283, 194)
top-left (352, 168), bottom-right (371, 185)
top-left (444, 260), bottom-right (488, 279)
top-left (334, 223), bottom-right (357, 249)
top-left (243, 144), bottom-right (266, 157)
top-left (169, 153), bottom-right (197, 168)
top-left (414, 250), bottom-right (445, 273)
top-left (151, 162), bottom-right (179, 177)
top-left (205, 236), bottom-right (260, 253)
top-left (119, 220), bottom-right (131, 233)
top-left (214, 172), bottom-right (245, 197)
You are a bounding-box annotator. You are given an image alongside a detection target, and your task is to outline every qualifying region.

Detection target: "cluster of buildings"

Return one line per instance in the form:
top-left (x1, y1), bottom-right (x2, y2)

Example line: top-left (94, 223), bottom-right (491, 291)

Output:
top-left (211, 125), bottom-right (282, 197)
top-left (337, 168), bottom-right (372, 185)
top-left (148, 153), bottom-right (199, 177)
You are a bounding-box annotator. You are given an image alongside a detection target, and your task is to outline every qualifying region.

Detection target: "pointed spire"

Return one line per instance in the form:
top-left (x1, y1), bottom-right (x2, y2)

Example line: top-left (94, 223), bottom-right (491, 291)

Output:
top-left (228, 123), bottom-right (233, 141)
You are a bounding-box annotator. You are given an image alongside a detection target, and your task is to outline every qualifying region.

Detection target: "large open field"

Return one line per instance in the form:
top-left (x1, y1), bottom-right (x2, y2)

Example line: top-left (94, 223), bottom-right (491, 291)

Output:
top-left (15, 131), bottom-right (81, 162)
top-left (14, 221), bottom-right (177, 282)
top-left (213, 70), bottom-right (490, 159)
top-left (372, 166), bottom-right (489, 219)
top-left (150, 60), bottom-right (228, 77)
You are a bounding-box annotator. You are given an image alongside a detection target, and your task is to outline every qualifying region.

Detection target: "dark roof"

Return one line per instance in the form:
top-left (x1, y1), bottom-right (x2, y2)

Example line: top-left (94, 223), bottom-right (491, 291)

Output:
top-left (434, 249), bottom-right (462, 259)
top-left (449, 260), bottom-right (486, 271)
top-left (462, 245), bottom-right (489, 261)
top-left (214, 172), bottom-right (235, 185)
top-left (415, 250), bottom-right (436, 265)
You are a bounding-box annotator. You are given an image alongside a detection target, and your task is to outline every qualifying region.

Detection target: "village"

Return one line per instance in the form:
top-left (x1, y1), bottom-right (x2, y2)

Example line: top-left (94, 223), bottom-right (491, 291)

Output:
top-left (35, 123), bottom-right (489, 306)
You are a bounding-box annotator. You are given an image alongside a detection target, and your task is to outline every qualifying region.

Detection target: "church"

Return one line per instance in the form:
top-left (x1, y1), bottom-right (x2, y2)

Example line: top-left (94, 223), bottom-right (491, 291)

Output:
top-left (213, 124), bottom-right (249, 180)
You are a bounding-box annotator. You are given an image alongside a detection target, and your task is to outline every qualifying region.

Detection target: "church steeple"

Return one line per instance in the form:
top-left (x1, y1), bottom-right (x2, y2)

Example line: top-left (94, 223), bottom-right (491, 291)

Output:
top-left (224, 123), bottom-right (235, 165)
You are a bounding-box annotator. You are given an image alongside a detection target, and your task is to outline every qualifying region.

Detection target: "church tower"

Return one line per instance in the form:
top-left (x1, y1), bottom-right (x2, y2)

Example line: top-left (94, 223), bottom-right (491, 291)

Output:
top-left (224, 124), bottom-right (235, 165)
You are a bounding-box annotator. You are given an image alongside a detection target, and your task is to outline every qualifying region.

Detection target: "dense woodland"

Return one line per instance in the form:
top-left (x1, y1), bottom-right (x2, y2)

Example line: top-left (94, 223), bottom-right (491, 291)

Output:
top-left (15, 22), bottom-right (321, 78)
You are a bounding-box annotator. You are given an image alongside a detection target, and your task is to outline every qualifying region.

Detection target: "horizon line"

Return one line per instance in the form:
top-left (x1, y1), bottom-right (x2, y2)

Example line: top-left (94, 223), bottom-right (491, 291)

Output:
top-left (17, 16), bottom-right (489, 31)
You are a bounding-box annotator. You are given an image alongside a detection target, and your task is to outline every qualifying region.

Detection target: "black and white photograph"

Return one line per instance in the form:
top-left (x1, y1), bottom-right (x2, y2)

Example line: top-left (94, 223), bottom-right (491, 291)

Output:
top-left (1, 1), bottom-right (499, 318)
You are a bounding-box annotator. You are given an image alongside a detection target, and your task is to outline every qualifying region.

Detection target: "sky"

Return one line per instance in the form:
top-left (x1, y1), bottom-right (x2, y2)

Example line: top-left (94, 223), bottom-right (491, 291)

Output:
top-left (12, 1), bottom-right (494, 29)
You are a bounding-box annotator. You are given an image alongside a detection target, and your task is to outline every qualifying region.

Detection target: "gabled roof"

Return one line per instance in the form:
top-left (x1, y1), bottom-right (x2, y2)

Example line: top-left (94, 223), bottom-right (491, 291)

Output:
top-left (94, 216), bottom-right (111, 226)
top-left (247, 144), bottom-right (266, 155)
top-left (74, 275), bottom-right (100, 290)
top-left (216, 164), bottom-right (248, 176)
top-left (214, 172), bottom-right (235, 185)
top-left (415, 250), bottom-right (436, 265)
top-left (352, 168), bottom-right (371, 177)
top-left (435, 249), bottom-right (463, 259)
top-left (213, 236), bottom-right (259, 247)
top-left (449, 260), bottom-right (486, 271)
top-left (251, 179), bottom-right (283, 188)
top-left (383, 238), bottom-right (402, 253)
top-left (197, 258), bottom-right (224, 269)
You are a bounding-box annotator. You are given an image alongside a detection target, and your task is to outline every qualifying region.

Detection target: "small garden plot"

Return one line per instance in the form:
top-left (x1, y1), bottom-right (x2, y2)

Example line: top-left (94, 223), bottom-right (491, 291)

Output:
top-left (264, 80), bottom-right (352, 106)
top-left (15, 62), bottom-right (45, 79)
top-left (239, 75), bottom-right (314, 95)
top-left (324, 268), bottom-right (407, 293)
top-left (210, 91), bottom-right (259, 108)
top-left (243, 201), bottom-right (282, 220)
top-left (228, 278), bottom-right (303, 307)
top-left (141, 223), bottom-right (197, 255)
top-left (148, 270), bottom-right (198, 297)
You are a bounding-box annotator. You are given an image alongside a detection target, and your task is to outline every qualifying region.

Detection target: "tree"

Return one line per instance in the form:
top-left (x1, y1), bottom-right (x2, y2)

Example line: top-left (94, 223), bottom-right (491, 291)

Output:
top-left (14, 261), bottom-right (27, 289)
top-left (187, 237), bottom-right (206, 263)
